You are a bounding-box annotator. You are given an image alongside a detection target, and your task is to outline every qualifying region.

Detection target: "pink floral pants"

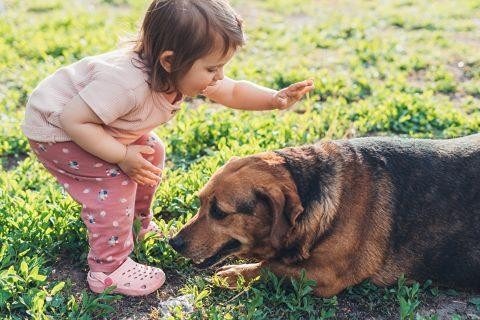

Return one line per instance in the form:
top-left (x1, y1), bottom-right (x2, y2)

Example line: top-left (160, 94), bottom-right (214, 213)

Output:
top-left (29, 133), bottom-right (164, 272)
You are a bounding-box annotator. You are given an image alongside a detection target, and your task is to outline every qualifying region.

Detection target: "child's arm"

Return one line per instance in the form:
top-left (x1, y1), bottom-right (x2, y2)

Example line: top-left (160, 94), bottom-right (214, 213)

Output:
top-left (204, 77), bottom-right (314, 111)
top-left (59, 95), bottom-right (161, 185)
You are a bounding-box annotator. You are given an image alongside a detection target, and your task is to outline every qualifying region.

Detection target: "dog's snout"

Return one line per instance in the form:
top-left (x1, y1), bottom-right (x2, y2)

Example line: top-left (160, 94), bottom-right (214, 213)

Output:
top-left (169, 235), bottom-right (186, 253)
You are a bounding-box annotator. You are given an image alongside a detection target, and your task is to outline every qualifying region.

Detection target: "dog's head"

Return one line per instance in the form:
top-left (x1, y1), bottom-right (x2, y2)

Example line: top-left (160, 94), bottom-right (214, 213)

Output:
top-left (169, 152), bottom-right (304, 268)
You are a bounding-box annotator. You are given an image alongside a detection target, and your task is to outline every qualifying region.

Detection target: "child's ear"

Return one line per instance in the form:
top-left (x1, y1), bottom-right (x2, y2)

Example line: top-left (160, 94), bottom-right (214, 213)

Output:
top-left (159, 51), bottom-right (174, 72)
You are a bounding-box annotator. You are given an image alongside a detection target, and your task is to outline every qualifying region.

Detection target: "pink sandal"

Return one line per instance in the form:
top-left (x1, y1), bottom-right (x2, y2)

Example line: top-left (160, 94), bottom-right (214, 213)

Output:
top-left (87, 258), bottom-right (165, 296)
top-left (138, 221), bottom-right (162, 239)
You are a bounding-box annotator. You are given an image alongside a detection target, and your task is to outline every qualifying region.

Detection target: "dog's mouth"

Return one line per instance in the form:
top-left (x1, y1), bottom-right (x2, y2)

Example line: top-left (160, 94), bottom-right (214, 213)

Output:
top-left (194, 239), bottom-right (242, 269)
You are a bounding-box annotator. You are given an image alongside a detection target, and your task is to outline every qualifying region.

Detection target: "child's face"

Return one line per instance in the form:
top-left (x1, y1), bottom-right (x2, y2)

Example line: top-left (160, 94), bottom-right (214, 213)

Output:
top-left (177, 48), bottom-right (235, 97)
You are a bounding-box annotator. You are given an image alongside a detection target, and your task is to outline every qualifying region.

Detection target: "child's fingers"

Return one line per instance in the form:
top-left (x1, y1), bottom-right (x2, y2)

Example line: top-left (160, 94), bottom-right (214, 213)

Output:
top-left (141, 169), bottom-right (161, 182)
top-left (135, 171), bottom-right (159, 186)
top-left (281, 88), bottom-right (311, 103)
top-left (299, 85), bottom-right (314, 96)
top-left (137, 177), bottom-right (156, 187)
top-left (147, 164), bottom-right (162, 175)
top-left (133, 175), bottom-right (149, 186)
top-left (289, 84), bottom-right (314, 98)
top-left (141, 157), bottom-right (162, 174)
top-left (131, 161), bottom-right (161, 182)
top-left (289, 79), bottom-right (314, 91)
top-left (288, 82), bottom-right (305, 91)
top-left (140, 146), bottom-right (155, 154)
top-left (286, 84), bottom-right (314, 97)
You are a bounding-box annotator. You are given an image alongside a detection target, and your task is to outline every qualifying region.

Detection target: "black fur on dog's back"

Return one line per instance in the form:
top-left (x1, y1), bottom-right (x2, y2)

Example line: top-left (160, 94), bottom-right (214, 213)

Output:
top-left (348, 134), bottom-right (480, 288)
top-left (278, 134), bottom-right (480, 289)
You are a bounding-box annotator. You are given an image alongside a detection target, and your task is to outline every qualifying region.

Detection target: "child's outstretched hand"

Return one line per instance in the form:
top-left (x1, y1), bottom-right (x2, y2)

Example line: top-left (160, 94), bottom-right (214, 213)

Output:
top-left (272, 79), bottom-right (314, 110)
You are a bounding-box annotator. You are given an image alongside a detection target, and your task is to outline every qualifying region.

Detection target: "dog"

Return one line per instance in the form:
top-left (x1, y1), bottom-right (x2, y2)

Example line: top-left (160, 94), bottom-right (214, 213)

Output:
top-left (169, 134), bottom-right (480, 297)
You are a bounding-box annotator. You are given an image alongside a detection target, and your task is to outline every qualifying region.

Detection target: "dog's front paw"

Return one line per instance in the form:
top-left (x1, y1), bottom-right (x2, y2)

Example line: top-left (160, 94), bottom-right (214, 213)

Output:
top-left (215, 263), bottom-right (262, 288)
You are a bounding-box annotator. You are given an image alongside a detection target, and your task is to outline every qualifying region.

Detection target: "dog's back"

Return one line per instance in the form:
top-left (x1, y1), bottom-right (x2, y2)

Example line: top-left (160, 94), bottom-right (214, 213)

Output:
top-left (344, 134), bottom-right (480, 288)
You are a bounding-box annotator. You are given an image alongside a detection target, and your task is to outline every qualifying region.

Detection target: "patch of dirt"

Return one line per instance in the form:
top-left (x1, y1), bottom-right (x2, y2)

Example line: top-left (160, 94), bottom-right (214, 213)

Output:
top-left (112, 271), bottom-right (187, 320)
top-left (1, 153), bottom-right (28, 171)
top-left (48, 255), bottom-right (89, 297)
top-left (452, 34), bottom-right (480, 50)
top-left (447, 61), bottom-right (472, 83)
top-left (336, 295), bottom-right (397, 320)
top-left (336, 289), bottom-right (480, 320)
top-left (418, 291), bottom-right (480, 320)
top-left (407, 69), bottom-right (428, 90)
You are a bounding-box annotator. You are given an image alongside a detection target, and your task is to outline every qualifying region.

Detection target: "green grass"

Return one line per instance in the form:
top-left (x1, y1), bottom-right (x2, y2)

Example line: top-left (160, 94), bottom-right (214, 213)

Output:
top-left (1, 0), bottom-right (479, 318)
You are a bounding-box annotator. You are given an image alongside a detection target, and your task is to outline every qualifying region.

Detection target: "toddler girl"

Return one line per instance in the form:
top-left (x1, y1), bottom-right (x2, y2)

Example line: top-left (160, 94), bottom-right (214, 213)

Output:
top-left (21, 0), bottom-right (314, 296)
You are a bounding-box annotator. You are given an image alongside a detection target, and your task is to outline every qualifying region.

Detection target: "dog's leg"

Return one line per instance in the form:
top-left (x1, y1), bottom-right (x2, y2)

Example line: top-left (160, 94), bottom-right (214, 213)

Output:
top-left (216, 261), bottom-right (347, 297)
top-left (261, 261), bottom-right (350, 297)
top-left (215, 262), bottom-right (263, 288)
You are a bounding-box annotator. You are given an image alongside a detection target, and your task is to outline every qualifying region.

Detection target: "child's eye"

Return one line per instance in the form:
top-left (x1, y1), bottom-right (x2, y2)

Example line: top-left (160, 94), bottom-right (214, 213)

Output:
top-left (207, 68), bottom-right (217, 73)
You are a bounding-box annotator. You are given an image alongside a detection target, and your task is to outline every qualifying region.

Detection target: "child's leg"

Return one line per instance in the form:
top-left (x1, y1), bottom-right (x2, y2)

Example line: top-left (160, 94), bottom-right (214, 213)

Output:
top-left (131, 133), bottom-right (165, 229)
top-left (29, 140), bottom-right (137, 273)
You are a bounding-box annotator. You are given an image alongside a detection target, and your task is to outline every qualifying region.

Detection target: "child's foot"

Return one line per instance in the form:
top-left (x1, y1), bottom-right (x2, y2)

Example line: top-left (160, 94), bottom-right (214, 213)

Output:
top-left (138, 221), bottom-right (162, 239)
top-left (87, 258), bottom-right (165, 296)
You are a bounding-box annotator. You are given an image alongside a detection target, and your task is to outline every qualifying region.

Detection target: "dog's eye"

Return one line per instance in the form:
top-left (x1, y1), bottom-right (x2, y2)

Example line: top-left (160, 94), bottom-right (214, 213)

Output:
top-left (210, 202), bottom-right (228, 220)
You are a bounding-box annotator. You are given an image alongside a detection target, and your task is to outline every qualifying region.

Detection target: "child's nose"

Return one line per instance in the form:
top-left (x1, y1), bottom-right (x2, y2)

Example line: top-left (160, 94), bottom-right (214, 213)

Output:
top-left (214, 68), bottom-right (224, 81)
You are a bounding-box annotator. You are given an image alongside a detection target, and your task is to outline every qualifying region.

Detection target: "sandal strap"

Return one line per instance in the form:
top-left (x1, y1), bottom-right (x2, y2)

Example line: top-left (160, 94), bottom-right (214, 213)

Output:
top-left (89, 271), bottom-right (115, 286)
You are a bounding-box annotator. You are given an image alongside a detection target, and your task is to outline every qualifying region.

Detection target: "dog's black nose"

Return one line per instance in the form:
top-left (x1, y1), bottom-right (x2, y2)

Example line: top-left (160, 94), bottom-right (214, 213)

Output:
top-left (169, 236), bottom-right (186, 253)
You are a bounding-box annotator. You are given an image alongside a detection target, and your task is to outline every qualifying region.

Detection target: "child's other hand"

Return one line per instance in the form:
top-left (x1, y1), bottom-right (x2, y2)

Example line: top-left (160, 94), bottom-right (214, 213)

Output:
top-left (118, 145), bottom-right (162, 186)
top-left (272, 79), bottom-right (314, 110)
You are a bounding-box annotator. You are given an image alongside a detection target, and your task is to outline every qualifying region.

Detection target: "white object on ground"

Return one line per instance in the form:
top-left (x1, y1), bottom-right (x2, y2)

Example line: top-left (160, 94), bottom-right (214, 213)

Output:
top-left (158, 294), bottom-right (195, 318)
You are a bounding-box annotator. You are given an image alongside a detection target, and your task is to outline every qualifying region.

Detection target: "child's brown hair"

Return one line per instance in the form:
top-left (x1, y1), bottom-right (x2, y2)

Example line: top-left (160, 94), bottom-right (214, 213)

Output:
top-left (134, 0), bottom-right (245, 93)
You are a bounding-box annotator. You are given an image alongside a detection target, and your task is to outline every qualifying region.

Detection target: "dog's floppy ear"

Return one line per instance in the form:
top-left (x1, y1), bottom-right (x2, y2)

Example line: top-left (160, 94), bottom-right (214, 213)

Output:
top-left (256, 186), bottom-right (304, 249)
